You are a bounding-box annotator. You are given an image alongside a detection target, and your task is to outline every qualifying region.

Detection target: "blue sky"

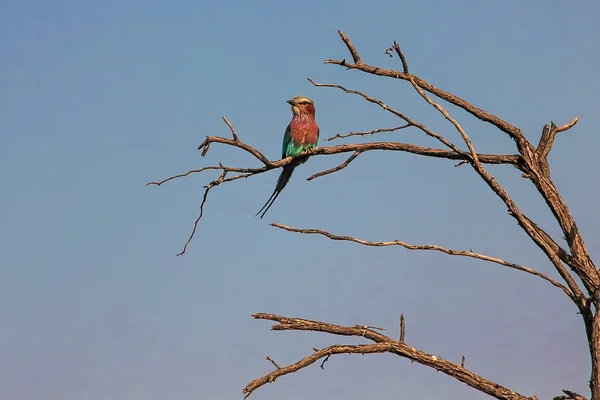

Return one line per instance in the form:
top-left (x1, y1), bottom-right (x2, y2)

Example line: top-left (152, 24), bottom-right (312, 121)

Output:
top-left (1, 0), bottom-right (599, 398)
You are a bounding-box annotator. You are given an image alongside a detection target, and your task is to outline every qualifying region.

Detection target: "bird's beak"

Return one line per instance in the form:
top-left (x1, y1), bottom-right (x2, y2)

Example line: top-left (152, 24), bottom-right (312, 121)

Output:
top-left (286, 99), bottom-right (296, 106)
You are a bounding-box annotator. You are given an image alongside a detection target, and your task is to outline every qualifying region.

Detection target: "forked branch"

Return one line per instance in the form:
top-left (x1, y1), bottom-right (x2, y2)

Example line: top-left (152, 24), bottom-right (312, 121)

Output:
top-left (148, 117), bottom-right (520, 255)
top-left (243, 313), bottom-right (531, 400)
top-left (307, 77), bottom-right (467, 156)
top-left (327, 30), bottom-right (594, 301)
top-left (385, 40), bottom-right (587, 309)
top-left (537, 117), bottom-right (580, 160)
top-left (328, 30), bottom-right (527, 146)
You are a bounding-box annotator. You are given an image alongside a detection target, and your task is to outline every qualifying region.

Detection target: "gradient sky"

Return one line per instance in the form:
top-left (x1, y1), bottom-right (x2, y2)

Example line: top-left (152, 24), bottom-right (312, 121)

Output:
top-left (1, 0), bottom-right (599, 399)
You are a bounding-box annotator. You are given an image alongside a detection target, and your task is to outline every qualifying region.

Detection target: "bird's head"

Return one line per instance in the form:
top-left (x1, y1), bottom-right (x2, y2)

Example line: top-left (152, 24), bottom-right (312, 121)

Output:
top-left (287, 96), bottom-right (316, 117)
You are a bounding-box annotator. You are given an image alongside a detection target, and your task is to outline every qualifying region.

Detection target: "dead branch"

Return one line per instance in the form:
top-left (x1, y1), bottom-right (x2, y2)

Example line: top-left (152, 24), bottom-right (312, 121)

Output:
top-left (307, 151), bottom-right (360, 181)
top-left (327, 30), bottom-right (596, 302)
top-left (527, 117), bottom-right (598, 295)
top-left (146, 165), bottom-right (261, 187)
top-left (553, 389), bottom-right (589, 400)
top-left (307, 78), bottom-right (466, 156)
top-left (391, 41), bottom-right (479, 166)
top-left (245, 343), bottom-right (390, 398)
top-left (327, 30), bottom-right (525, 144)
top-left (243, 313), bottom-right (531, 400)
top-left (399, 314), bottom-right (405, 343)
top-left (270, 223), bottom-right (573, 300)
top-left (537, 117), bottom-right (580, 159)
top-left (265, 355), bottom-right (280, 369)
top-left (338, 30), bottom-right (362, 64)
top-left (176, 170), bottom-right (238, 256)
top-left (325, 124), bottom-right (411, 141)
top-left (149, 121), bottom-right (520, 255)
top-left (222, 116), bottom-right (239, 141)
top-left (385, 41), bottom-right (588, 310)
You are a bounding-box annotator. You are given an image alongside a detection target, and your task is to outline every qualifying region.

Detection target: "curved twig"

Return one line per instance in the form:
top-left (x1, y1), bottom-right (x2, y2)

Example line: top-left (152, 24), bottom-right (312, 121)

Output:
top-left (307, 151), bottom-right (361, 181)
top-left (270, 223), bottom-right (573, 300)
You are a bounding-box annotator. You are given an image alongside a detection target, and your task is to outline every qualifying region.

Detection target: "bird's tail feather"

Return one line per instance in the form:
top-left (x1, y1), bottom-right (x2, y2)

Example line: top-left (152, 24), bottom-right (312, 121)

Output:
top-left (255, 165), bottom-right (296, 219)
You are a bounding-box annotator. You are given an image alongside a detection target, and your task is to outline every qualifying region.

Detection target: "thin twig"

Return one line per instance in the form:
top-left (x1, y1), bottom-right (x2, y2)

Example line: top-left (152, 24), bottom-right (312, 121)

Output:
top-left (176, 171), bottom-right (225, 256)
top-left (338, 30), bottom-right (362, 64)
top-left (270, 223), bottom-right (574, 300)
top-left (400, 315), bottom-right (405, 343)
top-left (387, 42), bottom-right (587, 307)
top-left (326, 125), bottom-right (411, 141)
top-left (553, 389), bottom-right (588, 400)
top-left (266, 355), bottom-right (281, 369)
top-left (307, 151), bottom-right (361, 181)
top-left (197, 134), bottom-right (273, 166)
top-left (147, 166), bottom-right (262, 187)
top-left (392, 42), bottom-right (479, 166)
top-left (222, 116), bottom-right (239, 141)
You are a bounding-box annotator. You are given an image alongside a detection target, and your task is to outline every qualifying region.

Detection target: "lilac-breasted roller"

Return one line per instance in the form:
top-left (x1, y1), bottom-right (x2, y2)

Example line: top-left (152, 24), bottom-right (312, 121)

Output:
top-left (255, 96), bottom-right (320, 219)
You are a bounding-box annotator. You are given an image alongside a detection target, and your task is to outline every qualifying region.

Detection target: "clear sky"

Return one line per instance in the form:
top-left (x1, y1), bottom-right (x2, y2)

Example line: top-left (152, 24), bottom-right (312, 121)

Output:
top-left (1, 0), bottom-right (599, 399)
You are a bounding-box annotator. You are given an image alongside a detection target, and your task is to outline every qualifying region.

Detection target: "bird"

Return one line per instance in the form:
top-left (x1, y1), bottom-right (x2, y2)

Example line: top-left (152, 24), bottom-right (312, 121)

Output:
top-left (255, 96), bottom-right (320, 219)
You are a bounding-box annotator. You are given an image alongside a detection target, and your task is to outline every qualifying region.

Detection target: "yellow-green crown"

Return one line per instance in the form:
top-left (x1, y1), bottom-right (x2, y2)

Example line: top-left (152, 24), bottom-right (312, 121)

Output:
top-left (290, 96), bottom-right (314, 105)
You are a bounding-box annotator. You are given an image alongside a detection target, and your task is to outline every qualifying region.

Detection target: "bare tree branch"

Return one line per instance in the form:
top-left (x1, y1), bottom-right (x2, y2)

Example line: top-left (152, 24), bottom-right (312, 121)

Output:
top-left (527, 116), bottom-right (598, 294)
top-left (197, 134), bottom-right (273, 167)
top-left (265, 355), bottom-right (281, 370)
top-left (553, 389), bottom-right (589, 400)
top-left (175, 170), bottom-right (252, 256)
top-left (327, 30), bottom-right (526, 144)
top-left (148, 119), bottom-right (521, 255)
top-left (270, 223), bottom-right (574, 300)
top-left (325, 124), bottom-right (411, 141)
top-left (391, 41), bottom-right (479, 166)
top-left (307, 77), bottom-right (467, 156)
top-left (243, 313), bottom-right (532, 400)
top-left (385, 42), bottom-right (587, 310)
top-left (399, 314), bottom-right (405, 343)
top-left (307, 151), bottom-right (360, 181)
top-left (244, 343), bottom-right (391, 398)
top-left (537, 117), bottom-right (580, 159)
top-left (150, 135), bottom-right (520, 190)
top-left (146, 165), bottom-right (261, 187)
top-left (328, 30), bottom-right (597, 300)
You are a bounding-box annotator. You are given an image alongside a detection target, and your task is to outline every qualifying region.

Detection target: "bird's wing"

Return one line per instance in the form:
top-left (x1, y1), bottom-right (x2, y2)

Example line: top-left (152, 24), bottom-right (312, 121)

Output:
top-left (281, 124), bottom-right (292, 159)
